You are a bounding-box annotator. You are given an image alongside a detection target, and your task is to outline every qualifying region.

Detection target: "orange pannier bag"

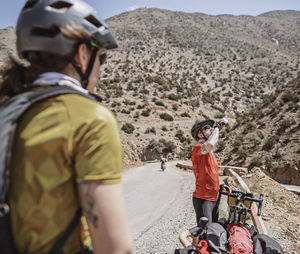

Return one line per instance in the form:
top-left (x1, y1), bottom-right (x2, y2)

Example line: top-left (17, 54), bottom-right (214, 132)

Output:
top-left (228, 223), bottom-right (253, 254)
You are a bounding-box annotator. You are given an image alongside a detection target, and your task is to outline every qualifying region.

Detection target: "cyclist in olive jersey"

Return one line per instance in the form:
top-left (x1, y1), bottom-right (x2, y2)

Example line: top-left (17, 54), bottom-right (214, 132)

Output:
top-left (0, 0), bottom-right (134, 253)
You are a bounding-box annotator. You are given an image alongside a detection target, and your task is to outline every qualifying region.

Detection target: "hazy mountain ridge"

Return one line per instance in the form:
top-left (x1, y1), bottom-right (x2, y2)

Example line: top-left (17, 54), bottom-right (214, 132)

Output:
top-left (109, 9), bottom-right (300, 52)
top-left (258, 10), bottom-right (300, 18)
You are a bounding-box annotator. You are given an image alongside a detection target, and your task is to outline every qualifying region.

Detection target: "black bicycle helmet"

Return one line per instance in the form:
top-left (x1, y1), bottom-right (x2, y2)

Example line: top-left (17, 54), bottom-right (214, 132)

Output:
top-left (16, 0), bottom-right (117, 58)
top-left (191, 119), bottom-right (215, 141)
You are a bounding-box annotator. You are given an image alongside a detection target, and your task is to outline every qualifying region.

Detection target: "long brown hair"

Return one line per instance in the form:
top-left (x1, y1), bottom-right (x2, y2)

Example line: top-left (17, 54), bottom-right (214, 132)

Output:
top-left (0, 25), bottom-right (91, 101)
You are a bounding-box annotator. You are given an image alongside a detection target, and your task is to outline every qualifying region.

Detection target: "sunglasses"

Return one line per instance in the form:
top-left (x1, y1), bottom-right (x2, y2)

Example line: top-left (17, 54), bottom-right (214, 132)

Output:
top-left (88, 41), bottom-right (107, 65)
top-left (201, 125), bottom-right (212, 131)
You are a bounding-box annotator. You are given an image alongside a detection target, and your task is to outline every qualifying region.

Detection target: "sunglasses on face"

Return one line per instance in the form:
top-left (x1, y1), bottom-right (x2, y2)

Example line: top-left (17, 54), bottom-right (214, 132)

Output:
top-left (201, 125), bottom-right (212, 131)
top-left (87, 41), bottom-right (107, 65)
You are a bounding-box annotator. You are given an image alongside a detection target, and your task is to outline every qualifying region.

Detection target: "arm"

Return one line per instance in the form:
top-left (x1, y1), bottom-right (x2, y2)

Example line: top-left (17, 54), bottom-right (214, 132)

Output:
top-left (179, 229), bottom-right (198, 247)
top-left (200, 127), bottom-right (219, 154)
top-left (77, 182), bottom-right (134, 254)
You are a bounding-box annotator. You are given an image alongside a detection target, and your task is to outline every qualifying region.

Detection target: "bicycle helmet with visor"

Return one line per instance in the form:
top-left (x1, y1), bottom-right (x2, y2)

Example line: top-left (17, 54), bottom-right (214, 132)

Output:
top-left (191, 119), bottom-right (215, 141)
top-left (16, 0), bottom-right (118, 88)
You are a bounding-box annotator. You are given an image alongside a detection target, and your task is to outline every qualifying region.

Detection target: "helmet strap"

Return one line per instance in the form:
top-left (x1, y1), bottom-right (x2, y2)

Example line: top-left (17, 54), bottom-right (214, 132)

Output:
top-left (200, 129), bottom-right (208, 141)
top-left (71, 47), bottom-right (99, 89)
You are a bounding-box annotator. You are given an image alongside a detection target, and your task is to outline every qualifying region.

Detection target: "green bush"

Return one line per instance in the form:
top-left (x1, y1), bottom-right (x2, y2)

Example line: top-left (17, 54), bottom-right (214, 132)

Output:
top-left (202, 92), bottom-right (214, 104)
top-left (121, 109), bottom-right (130, 114)
top-left (234, 96), bottom-right (241, 101)
top-left (232, 138), bottom-right (242, 149)
top-left (281, 92), bottom-right (298, 103)
top-left (145, 127), bottom-right (156, 134)
top-left (126, 83), bottom-right (135, 91)
top-left (243, 122), bottom-right (256, 134)
top-left (155, 100), bottom-right (165, 107)
top-left (262, 135), bottom-right (279, 150)
top-left (162, 126), bottom-right (168, 131)
top-left (140, 88), bottom-right (149, 94)
top-left (121, 123), bottom-right (135, 134)
top-left (175, 129), bottom-right (184, 140)
top-left (123, 99), bottom-right (131, 105)
top-left (160, 139), bottom-right (176, 154)
top-left (276, 118), bottom-right (295, 135)
top-left (214, 112), bottom-right (225, 119)
top-left (172, 104), bottom-right (178, 111)
top-left (141, 109), bottom-right (151, 117)
top-left (145, 75), bottom-right (166, 86)
top-left (111, 101), bottom-right (121, 108)
top-left (159, 113), bottom-right (174, 121)
top-left (212, 105), bottom-right (225, 113)
top-left (167, 93), bottom-right (181, 101)
top-left (180, 112), bottom-right (190, 117)
top-left (146, 138), bottom-right (176, 155)
top-left (237, 149), bottom-right (248, 161)
top-left (248, 156), bottom-right (262, 169)
top-left (179, 142), bottom-right (193, 159)
top-left (114, 85), bottom-right (123, 97)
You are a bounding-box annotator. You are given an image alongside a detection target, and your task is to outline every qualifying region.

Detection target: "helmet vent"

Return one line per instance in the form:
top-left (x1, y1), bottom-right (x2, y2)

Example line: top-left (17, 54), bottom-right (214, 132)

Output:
top-left (23, 0), bottom-right (39, 10)
top-left (85, 15), bottom-right (102, 28)
top-left (30, 26), bottom-right (60, 38)
top-left (49, 1), bottom-right (72, 11)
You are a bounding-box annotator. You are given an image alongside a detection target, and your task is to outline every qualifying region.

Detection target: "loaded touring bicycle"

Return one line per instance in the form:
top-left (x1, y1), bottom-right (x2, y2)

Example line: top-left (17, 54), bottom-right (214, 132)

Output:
top-left (174, 185), bottom-right (284, 254)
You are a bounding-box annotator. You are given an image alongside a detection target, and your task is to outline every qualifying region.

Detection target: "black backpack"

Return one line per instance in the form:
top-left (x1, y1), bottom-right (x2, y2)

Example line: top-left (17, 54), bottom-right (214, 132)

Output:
top-left (0, 86), bottom-right (101, 254)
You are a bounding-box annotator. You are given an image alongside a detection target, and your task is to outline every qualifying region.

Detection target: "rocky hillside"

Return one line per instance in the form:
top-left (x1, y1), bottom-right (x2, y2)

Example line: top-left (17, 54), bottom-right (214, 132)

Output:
top-left (0, 26), bottom-right (16, 66)
top-left (217, 75), bottom-right (300, 185)
top-left (104, 9), bottom-right (300, 170)
top-left (0, 9), bottom-right (299, 172)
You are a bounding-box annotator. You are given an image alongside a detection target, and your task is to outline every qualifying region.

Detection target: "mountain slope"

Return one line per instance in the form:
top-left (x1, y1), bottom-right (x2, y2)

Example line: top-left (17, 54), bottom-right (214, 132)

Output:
top-left (217, 75), bottom-right (300, 185)
top-left (0, 9), bottom-right (299, 170)
top-left (103, 8), bottom-right (299, 165)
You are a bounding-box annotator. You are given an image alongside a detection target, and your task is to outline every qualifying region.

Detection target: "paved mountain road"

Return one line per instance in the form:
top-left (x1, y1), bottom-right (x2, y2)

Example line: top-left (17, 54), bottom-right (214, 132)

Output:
top-left (122, 162), bottom-right (184, 240)
top-left (281, 184), bottom-right (300, 194)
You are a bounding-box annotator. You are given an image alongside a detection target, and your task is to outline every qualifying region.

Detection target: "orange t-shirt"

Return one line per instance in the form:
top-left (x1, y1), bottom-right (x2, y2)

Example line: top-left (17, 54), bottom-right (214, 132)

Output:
top-left (191, 143), bottom-right (219, 201)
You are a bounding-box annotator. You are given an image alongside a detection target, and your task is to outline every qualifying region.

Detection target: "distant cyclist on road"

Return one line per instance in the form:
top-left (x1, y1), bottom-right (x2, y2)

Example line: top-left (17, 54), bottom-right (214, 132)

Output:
top-left (190, 118), bottom-right (228, 225)
top-left (160, 157), bottom-right (167, 171)
top-left (0, 0), bottom-right (134, 253)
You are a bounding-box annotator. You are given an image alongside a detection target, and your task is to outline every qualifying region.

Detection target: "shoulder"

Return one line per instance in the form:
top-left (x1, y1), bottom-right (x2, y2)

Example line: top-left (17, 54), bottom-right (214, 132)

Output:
top-left (192, 143), bottom-right (202, 156)
top-left (192, 143), bottom-right (210, 157)
top-left (36, 93), bottom-right (119, 139)
top-left (192, 143), bottom-right (202, 151)
top-left (58, 93), bottom-right (116, 123)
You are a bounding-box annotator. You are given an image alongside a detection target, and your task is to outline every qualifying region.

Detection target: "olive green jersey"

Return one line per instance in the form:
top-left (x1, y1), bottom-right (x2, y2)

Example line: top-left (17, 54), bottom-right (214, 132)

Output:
top-left (8, 93), bottom-right (122, 254)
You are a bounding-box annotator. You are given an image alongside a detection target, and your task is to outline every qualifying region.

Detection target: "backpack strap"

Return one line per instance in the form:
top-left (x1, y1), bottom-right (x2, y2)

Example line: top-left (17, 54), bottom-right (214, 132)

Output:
top-left (0, 86), bottom-right (101, 214)
top-left (48, 209), bottom-right (82, 254)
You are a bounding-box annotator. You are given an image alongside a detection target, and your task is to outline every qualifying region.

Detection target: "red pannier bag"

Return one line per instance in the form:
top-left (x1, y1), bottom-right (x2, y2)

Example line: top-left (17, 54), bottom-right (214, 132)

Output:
top-left (228, 223), bottom-right (253, 254)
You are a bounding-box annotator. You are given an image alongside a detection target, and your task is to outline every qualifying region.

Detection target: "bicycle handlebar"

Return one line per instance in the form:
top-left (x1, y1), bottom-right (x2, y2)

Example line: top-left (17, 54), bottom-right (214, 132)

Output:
top-left (219, 186), bottom-right (264, 216)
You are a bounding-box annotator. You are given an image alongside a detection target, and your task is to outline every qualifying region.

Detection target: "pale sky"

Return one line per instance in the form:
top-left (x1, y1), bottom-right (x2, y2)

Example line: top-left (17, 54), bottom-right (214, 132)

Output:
top-left (1, 0), bottom-right (299, 28)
